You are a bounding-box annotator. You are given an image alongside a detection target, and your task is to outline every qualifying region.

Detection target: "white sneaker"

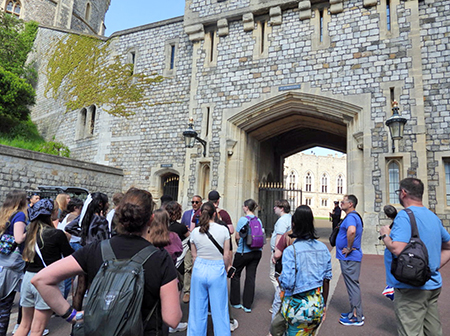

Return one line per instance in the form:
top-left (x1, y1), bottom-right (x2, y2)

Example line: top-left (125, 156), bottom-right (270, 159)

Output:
top-left (230, 318), bottom-right (239, 332)
top-left (169, 322), bottom-right (188, 333)
top-left (12, 324), bottom-right (19, 334)
top-left (12, 325), bottom-right (49, 336)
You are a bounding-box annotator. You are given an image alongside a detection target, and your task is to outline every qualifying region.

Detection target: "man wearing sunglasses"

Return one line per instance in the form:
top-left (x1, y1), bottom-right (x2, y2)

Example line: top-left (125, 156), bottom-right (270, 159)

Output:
top-left (180, 195), bottom-right (202, 303)
top-left (380, 178), bottom-right (450, 336)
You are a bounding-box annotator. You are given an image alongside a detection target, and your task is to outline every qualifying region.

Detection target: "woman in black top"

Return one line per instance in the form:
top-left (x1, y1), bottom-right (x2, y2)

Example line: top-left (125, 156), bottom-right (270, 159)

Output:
top-left (32, 188), bottom-right (181, 335)
top-left (14, 199), bottom-right (73, 336)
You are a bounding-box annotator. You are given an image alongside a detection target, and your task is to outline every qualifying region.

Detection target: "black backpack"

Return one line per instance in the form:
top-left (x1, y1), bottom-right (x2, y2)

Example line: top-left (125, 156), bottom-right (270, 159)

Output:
top-left (76, 240), bottom-right (159, 336)
top-left (390, 209), bottom-right (431, 287)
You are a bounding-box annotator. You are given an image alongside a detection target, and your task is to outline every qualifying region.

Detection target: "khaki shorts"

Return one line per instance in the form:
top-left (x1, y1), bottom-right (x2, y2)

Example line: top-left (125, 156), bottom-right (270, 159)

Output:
top-left (20, 271), bottom-right (64, 310)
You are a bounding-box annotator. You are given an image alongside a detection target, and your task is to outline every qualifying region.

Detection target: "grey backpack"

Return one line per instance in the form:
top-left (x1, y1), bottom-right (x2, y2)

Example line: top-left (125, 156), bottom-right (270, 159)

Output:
top-left (81, 240), bottom-right (158, 336)
top-left (390, 209), bottom-right (431, 287)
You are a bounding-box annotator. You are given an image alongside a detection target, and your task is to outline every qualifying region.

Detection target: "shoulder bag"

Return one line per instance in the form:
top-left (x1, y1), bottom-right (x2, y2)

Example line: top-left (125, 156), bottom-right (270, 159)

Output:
top-left (0, 212), bottom-right (19, 255)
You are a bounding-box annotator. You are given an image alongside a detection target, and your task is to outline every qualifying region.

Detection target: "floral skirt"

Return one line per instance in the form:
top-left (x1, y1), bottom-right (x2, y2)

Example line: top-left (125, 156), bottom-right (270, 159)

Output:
top-left (281, 287), bottom-right (324, 336)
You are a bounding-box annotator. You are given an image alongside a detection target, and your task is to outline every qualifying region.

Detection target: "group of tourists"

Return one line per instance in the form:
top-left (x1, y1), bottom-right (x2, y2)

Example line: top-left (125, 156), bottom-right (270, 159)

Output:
top-left (0, 176), bottom-right (449, 336)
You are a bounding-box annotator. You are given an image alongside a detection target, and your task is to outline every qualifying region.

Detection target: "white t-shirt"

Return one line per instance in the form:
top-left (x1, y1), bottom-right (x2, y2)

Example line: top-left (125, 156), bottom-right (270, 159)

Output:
top-left (190, 222), bottom-right (230, 260)
top-left (57, 214), bottom-right (81, 243)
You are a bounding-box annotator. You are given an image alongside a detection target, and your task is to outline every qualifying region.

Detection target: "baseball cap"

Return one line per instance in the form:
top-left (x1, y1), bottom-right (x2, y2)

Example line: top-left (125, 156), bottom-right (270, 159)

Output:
top-left (208, 190), bottom-right (220, 201)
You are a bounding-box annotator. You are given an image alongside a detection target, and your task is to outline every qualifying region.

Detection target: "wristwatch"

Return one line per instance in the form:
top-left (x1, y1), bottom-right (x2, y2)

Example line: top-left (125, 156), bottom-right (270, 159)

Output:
top-left (380, 234), bottom-right (387, 240)
top-left (75, 312), bottom-right (84, 322)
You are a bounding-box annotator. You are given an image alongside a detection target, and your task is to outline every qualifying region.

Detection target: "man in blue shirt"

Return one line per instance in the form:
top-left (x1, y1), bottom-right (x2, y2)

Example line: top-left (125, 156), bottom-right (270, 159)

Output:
top-left (380, 178), bottom-right (450, 336)
top-left (336, 194), bottom-right (364, 326)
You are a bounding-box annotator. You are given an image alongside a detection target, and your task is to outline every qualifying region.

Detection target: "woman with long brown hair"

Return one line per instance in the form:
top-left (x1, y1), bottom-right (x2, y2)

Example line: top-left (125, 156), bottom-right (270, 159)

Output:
top-left (54, 194), bottom-right (70, 223)
top-left (0, 190), bottom-right (28, 336)
top-left (188, 202), bottom-right (231, 336)
top-left (14, 199), bottom-right (73, 336)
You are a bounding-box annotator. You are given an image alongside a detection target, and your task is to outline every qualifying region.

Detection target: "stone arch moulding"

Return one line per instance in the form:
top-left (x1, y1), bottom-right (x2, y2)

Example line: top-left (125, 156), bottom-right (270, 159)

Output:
top-left (228, 91), bottom-right (361, 145)
top-left (151, 167), bottom-right (181, 202)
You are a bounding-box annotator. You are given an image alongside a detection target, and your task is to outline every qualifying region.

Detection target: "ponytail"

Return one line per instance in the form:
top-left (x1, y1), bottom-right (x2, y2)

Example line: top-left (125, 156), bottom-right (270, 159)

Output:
top-left (198, 202), bottom-right (215, 234)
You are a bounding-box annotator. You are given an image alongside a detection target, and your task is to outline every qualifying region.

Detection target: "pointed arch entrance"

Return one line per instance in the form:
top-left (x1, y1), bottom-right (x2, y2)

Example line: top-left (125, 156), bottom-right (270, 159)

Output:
top-left (226, 91), bottom-right (364, 235)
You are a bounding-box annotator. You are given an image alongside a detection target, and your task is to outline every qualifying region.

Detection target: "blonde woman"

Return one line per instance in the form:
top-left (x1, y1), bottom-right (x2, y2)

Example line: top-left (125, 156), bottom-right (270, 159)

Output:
top-left (0, 190), bottom-right (28, 336)
top-left (55, 194), bottom-right (70, 222)
top-left (14, 199), bottom-right (73, 336)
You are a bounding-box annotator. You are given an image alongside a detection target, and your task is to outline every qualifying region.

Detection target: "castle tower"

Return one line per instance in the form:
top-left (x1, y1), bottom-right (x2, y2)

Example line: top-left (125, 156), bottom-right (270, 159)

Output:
top-left (0, 0), bottom-right (110, 35)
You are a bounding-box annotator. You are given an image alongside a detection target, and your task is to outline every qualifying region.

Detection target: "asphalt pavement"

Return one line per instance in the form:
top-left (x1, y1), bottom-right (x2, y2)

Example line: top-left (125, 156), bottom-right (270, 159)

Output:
top-left (7, 219), bottom-right (450, 335)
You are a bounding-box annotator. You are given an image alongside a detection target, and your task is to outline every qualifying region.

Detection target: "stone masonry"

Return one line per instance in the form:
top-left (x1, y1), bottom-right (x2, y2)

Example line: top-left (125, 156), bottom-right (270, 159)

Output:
top-left (27, 0), bottom-right (450, 253)
top-left (0, 144), bottom-right (123, 204)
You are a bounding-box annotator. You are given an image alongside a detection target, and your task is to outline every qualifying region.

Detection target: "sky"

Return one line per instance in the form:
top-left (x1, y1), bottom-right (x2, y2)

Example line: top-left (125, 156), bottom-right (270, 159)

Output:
top-left (104, 3), bottom-right (344, 158)
top-left (104, 0), bottom-right (185, 35)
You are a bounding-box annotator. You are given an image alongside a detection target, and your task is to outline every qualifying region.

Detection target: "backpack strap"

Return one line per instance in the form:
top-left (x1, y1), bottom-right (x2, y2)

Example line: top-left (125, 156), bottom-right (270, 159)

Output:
top-left (100, 240), bottom-right (116, 261)
top-left (404, 208), bottom-right (420, 238)
top-left (131, 244), bottom-right (159, 265)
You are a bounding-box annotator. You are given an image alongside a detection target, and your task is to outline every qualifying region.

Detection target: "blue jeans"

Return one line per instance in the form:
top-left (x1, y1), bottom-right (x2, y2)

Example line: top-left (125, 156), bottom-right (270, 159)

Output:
top-left (187, 257), bottom-right (230, 336)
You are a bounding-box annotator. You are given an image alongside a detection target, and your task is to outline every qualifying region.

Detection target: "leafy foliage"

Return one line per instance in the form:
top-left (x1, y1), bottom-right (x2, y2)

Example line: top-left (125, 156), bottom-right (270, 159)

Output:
top-left (0, 12), bottom-right (38, 83)
top-left (45, 34), bottom-right (164, 117)
top-left (0, 67), bottom-right (35, 126)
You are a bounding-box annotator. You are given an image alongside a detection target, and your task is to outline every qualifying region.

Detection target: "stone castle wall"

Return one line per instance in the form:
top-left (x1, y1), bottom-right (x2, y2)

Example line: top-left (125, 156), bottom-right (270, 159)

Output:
top-left (0, 0), bottom-right (109, 35)
top-left (29, 0), bottom-right (450, 251)
top-left (0, 145), bottom-right (123, 204)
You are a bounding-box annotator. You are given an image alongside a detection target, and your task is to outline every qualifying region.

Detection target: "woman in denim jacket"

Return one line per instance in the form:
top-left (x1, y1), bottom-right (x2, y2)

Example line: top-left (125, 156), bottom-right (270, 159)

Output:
top-left (279, 205), bottom-right (332, 335)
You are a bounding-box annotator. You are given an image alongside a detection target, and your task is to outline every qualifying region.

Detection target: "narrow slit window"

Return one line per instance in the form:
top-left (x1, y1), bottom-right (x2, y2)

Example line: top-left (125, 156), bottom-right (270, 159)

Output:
top-left (260, 21), bottom-right (265, 54)
top-left (90, 105), bottom-right (96, 135)
top-left (85, 3), bottom-right (91, 22)
top-left (210, 31), bottom-right (215, 62)
top-left (205, 107), bottom-right (210, 137)
top-left (319, 10), bottom-right (324, 43)
top-left (170, 45), bottom-right (175, 70)
top-left (387, 0), bottom-right (391, 31)
top-left (390, 87), bottom-right (395, 105)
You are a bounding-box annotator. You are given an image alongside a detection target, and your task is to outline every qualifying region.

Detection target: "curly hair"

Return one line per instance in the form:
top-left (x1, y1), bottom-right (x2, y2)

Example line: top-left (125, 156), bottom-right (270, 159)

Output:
top-left (115, 188), bottom-right (153, 235)
top-left (163, 201), bottom-right (182, 222)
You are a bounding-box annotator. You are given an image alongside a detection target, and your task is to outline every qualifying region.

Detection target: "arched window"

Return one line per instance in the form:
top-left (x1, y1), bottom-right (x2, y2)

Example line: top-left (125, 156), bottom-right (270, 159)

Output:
top-left (5, 0), bottom-right (21, 17)
top-left (321, 174), bottom-right (328, 193)
top-left (200, 164), bottom-right (210, 199)
top-left (337, 175), bottom-right (343, 194)
top-left (388, 160), bottom-right (400, 203)
top-left (288, 170), bottom-right (297, 189)
top-left (89, 105), bottom-right (96, 135)
top-left (85, 2), bottom-right (91, 21)
top-left (305, 172), bottom-right (312, 192)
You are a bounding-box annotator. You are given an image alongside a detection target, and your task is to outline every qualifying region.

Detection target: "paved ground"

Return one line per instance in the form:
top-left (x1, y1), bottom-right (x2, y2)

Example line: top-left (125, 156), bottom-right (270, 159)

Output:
top-left (6, 219), bottom-right (450, 335)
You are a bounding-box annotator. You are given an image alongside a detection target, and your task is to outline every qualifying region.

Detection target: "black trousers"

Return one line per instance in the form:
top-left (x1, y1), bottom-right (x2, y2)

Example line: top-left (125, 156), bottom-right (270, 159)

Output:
top-left (0, 291), bottom-right (15, 336)
top-left (230, 250), bottom-right (262, 309)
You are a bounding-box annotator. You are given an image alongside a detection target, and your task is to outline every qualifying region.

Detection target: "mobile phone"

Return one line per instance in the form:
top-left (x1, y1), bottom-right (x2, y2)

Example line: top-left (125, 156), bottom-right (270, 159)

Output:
top-left (227, 266), bottom-right (236, 278)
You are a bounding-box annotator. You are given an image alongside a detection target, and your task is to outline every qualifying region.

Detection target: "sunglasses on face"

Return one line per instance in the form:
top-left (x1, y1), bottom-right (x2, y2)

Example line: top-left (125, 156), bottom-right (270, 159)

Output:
top-left (191, 201), bottom-right (200, 204)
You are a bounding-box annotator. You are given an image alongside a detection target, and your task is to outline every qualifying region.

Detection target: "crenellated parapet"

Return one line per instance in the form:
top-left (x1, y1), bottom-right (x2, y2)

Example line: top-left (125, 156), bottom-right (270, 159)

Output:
top-left (184, 0), bottom-right (374, 40)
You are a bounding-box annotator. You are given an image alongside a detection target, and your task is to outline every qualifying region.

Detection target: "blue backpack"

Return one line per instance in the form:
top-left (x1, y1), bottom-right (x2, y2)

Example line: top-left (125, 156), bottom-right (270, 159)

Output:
top-left (240, 216), bottom-right (265, 251)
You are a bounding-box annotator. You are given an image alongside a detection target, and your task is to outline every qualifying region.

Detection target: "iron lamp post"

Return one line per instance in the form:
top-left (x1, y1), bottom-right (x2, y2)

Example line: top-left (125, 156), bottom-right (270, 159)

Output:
top-left (182, 118), bottom-right (207, 157)
top-left (385, 101), bottom-right (407, 153)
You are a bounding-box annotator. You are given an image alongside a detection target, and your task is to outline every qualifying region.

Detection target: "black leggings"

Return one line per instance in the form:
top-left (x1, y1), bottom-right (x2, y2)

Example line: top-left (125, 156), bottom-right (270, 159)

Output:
top-left (0, 291), bottom-right (16, 336)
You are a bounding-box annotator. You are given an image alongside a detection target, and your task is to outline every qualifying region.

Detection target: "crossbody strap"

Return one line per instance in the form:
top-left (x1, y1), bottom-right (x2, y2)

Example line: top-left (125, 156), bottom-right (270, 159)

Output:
top-left (404, 208), bottom-right (420, 238)
top-left (205, 231), bottom-right (224, 255)
top-left (35, 242), bottom-right (48, 268)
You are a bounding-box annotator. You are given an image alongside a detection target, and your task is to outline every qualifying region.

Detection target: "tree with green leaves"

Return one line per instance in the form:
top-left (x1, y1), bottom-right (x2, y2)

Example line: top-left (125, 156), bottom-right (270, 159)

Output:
top-left (0, 12), bottom-right (38, 131)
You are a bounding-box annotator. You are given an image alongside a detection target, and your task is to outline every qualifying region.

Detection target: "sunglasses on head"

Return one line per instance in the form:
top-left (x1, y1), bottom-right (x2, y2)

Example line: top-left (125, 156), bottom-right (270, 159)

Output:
top-left (191, 201), bottom-right (200, 204)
